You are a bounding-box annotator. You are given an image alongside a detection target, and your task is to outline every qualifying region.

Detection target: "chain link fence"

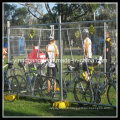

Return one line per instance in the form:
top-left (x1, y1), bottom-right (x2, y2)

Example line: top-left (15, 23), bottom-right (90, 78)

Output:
top-left (7, 19), bottom-right (117, 105)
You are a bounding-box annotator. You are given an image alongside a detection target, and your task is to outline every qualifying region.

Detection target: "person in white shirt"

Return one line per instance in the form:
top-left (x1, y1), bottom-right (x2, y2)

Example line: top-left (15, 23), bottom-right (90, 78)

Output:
top-left (46, 36), bottom-right (59, 94)
top-left (83, 29), bottom-right (92, 81)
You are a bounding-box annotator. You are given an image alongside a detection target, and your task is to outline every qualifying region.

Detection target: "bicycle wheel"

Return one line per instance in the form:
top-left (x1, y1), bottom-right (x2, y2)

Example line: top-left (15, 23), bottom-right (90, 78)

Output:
top-left (62, 71), bottom-right (75, 100)
top-left (74, 78), bottom-right (93, 104)
top-left (14, 75), bottom-right (27, 94)
top-left (4, 76), bottom-right (19, 101)
top-left (93, 83), bottom-right (101, 104)
top-left (107, 84), bottom-right (116, 105)
top-left (91, 72), bottom-right (107, 96)
top-left (33, 74), bottom-right (46, 97)
top-left (34, 75), bottom-right (60, 98)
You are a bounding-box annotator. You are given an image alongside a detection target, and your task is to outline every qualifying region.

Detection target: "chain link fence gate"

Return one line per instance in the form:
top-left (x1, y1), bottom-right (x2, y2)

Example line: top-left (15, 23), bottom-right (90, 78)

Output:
top-left (7, 18), bottom-right (117, 107)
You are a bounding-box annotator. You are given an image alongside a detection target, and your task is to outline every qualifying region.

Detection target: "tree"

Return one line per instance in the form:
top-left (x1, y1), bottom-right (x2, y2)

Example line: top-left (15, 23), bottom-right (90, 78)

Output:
top-left (3, 3), bottom-right (16, 35)
top-left (95, 4), bottom-right (116, 20)
top-left (21, 3), bottom-right (93, 23)
top-left (46, 3), bottom-right (92, 22)
top-left (11, 7), bottom-right (28, 26)
top-left (20, 3), bottom-right (44, 21)
top-left (4, 3), bottom-right (16, 23)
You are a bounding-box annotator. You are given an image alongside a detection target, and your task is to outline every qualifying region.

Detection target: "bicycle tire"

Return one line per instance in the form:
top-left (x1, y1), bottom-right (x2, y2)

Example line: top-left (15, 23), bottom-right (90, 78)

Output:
top-left (74, 78), bottom-right (93, 104)
top-left (14, 75), bottom-right (27, 94)
top-left (91, 72), bottom-right (107, 96)
top-left (107, 84), bottom-right (116, 105)
top-left (33, 74), bottom-right (45, 97)
top-left (4, 76), bottom-right (20, 102)
top-left (62, 71), bottom-right (75, 99)
top-left (34, 75), bottom-right (60, 98)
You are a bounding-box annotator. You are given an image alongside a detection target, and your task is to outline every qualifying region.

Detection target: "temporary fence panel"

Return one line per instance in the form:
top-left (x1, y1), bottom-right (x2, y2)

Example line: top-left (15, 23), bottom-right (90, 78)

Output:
top-left (6, 19), bottom-right (117, 107)
top-left (60, 20), bottom-right (117, 105)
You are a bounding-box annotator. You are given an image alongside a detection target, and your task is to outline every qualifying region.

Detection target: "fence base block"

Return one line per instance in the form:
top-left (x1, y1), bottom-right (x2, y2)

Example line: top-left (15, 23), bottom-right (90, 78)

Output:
top-left (52, 101), bottom-right (70, 109)
top-left (4, 94), bottom-right (19, 102)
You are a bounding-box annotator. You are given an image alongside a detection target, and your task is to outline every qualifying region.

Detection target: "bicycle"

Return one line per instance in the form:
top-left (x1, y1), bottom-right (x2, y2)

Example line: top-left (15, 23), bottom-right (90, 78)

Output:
top-left (89, 63), bottom-right (116, 105)
top-left (17, 61), bottom-right (38, 96)
top-left (71, 57), bottom-right (104, 104)
top-left (3, 56), bottom-right (24, 100)
top-left (35, 62), bottom-right (60, 98)
top-left (62, 61), bottom-right (93, 104)
top-left (3, 62), bottom-right (22, 101)
top-left (4, 60), bottom-right (24, 88)
top-left (74, 58), bottom-right (116, 106)
top-left (17, 61), bottom-right (56, 98)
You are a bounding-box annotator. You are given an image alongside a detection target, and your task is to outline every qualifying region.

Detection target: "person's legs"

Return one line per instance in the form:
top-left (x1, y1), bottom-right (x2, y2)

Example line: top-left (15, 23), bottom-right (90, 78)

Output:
top-left (47, 67), bottom-right (51, 93)
top-left (83, 62), bottom-right (89, 81)
top-left (47, 66), bottom-right (57, 93)
top-left (106, 60), bottom-right (111, 73)
top-left (53, 67), bottom-right (57, 92)
top-left (85, 71), bottom-right (88, 81)
top-left (47, 80), bottom-right (50, 93)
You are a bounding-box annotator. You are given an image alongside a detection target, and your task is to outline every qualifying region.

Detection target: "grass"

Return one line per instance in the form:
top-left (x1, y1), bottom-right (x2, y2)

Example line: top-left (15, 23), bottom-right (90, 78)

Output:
top-left (3, 55), bottom-right (117, 117)
top-left (3, 96), bottom-right (116, 117)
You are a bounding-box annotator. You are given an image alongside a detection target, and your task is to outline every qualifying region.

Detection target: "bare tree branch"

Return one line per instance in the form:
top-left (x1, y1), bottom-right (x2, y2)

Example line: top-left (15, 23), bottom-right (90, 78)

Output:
top-left (21, 3), bottom-right (44, 17)
top-left (27, 7), bottom-right (42, 21)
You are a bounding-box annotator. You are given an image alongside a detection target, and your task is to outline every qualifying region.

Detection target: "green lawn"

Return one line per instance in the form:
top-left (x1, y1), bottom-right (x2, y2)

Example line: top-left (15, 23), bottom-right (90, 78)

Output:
top-left (3, 96), bottom-right (117, 117)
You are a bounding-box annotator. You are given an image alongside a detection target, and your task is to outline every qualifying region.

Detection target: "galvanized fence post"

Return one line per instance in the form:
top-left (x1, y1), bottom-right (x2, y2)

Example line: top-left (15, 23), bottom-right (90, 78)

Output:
top-left (7, 21), bottom-right (10, 76)
top-left (37, 29), bottom-right (41, 62)
top-left (58, 16), bottom-right (63, 101)
top-left (104, 22), bottom-right (107, 73)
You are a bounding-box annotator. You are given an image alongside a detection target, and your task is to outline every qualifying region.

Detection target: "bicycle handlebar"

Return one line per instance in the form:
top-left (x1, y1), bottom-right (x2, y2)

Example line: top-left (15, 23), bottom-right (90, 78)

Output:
top-left (6, 62), bottom-right (13, 69)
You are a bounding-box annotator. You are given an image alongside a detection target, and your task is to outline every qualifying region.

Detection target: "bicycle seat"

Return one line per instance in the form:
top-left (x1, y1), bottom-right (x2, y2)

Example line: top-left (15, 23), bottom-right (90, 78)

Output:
top-left (18, 61), bottom-right (24, 68)
top-left (68, 65), bottom-right (75, 71)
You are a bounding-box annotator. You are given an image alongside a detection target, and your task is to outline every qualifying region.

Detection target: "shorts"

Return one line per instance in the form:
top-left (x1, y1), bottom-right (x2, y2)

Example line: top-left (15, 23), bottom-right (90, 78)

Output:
top-left (47, 66), bottom-right (57, 78)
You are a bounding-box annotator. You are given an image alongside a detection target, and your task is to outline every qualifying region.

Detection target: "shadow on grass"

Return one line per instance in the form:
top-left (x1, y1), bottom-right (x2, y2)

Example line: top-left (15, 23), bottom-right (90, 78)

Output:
top-left (19, 96), bottom-right (117, 116)
top-left (4, 109), bottom-right (37, 117)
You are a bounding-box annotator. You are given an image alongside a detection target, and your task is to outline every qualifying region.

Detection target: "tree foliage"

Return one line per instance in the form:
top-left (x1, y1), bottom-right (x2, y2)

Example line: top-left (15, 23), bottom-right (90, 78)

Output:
top-left (4, 3), bottom-right (16, 23)
top-left (3, 3), bottom-right (117, 29)
top-left (11, 7), bottom-right (28, 25)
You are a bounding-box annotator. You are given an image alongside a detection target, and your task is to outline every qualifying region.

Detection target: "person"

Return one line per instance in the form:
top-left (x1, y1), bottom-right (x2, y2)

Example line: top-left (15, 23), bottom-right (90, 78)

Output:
top-left (83, 29), bottom-right (92, 81)
top-left (3, 48), bottom-right (8, 58)
top-left (46, 36), bottom-right (59, 94)
top-left (106, 31), bottom-right (112, 73)
top-left (70, 39), bottom-right (73, 47)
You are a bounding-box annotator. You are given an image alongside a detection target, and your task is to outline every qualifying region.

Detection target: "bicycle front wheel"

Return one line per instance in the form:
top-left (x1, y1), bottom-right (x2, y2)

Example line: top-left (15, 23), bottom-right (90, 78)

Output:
top-left (14, 75), bottom-right (27, 94)
top-left (74, 78), bottom-right (93, 104)
top-left (4, 76), bottom-right (19, 102)
top-left (107, 84), bottom-right (116, 106)
top-left (33, 74), bottom-right (49, 97)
